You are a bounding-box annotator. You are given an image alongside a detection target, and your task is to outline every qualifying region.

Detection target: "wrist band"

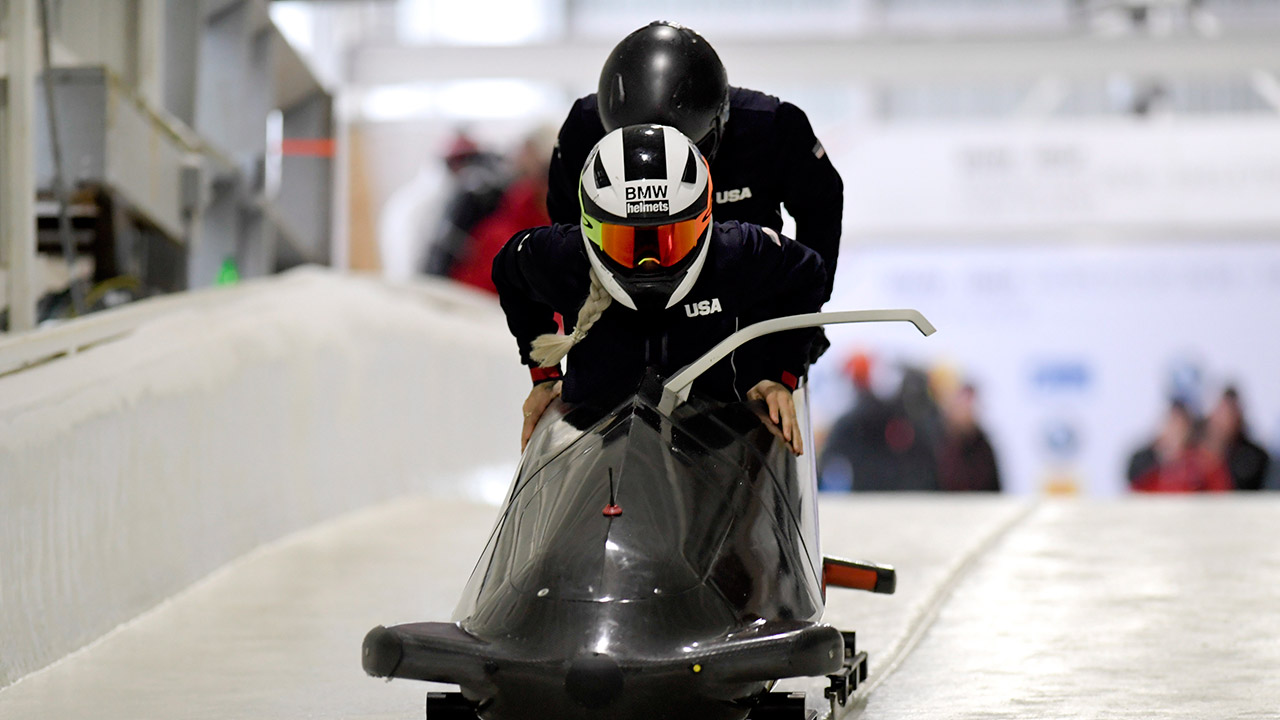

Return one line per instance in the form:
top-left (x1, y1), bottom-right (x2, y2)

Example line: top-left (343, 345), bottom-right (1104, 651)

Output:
top-left (530, 366), bottom-right (562, 385)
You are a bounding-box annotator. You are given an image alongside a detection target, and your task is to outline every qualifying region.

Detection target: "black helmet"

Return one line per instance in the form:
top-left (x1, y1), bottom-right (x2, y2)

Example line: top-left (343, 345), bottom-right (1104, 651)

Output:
top-left (597, 22), bottom-right (731, 160)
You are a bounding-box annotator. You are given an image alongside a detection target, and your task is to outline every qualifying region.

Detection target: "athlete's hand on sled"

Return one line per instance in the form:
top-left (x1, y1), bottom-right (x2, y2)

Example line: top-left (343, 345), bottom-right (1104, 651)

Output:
top-left (521, 381), bottom-right (562, 451)
top-left (748, 380), bottom-right (803, 455)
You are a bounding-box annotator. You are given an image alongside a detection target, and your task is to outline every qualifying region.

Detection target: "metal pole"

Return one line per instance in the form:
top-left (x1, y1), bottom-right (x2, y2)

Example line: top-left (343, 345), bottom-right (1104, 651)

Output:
top-left (4, 0), bottom-right (38, 332)
top-left (330, 94), bottom-right (350, 271)
top-left (38, 0), bottom-right (84, 316)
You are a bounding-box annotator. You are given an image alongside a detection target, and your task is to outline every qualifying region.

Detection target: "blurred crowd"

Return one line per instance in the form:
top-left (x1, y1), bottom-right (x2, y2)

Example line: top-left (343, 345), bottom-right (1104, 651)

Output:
top-left (815, 348), bottom-right (1276, 494)
top-left (1126, 387), bottom-right (1272, 493)
top-left (817, 352), bottom-right (1001, 493)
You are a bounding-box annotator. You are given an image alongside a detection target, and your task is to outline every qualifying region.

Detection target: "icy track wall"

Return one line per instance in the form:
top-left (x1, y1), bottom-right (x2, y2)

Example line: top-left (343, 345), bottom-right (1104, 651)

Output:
top-left (0, 269), bottom-right (527, 689)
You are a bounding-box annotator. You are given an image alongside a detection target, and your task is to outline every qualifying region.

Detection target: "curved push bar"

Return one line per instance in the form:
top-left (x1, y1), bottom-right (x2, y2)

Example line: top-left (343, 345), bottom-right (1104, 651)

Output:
top-left (659, 309), bottom-right (936, 413)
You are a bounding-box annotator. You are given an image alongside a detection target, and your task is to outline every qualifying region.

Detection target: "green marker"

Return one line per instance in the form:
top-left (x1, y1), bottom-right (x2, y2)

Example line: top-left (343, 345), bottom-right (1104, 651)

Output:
top-left (216, 257), bottom-right (240, 286)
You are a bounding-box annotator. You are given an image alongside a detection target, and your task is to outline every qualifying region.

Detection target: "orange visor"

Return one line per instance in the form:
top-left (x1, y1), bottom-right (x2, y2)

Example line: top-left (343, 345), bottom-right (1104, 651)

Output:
top-left (587, 211), bottom-right (711, 270)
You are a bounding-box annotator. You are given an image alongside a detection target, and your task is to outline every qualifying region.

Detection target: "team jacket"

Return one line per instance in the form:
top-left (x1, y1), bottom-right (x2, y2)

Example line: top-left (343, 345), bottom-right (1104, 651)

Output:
top-left (492, 221), bottom-right (827, 406)
top-left (547, 88), bottom-right (844, 298)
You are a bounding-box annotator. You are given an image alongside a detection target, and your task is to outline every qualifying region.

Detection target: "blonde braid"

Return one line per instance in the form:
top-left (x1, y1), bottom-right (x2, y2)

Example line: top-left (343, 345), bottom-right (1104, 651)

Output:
top-left (530, 269), bottom-right (613, 368)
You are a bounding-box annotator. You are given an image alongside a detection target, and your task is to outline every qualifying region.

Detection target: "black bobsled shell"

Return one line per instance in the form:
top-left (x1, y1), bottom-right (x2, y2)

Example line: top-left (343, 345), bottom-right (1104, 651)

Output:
top-left (362, 622), bottom-right (493, 688)
top-left (369, 377), bottom-right (834, 720)
top-left (462, 391), bottom-right (821, 614)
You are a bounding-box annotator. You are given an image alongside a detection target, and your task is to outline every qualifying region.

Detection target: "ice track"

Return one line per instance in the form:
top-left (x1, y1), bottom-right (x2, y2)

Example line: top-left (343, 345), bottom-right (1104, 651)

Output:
top-left (3, 494), bottom-right (1276, 719)
top-left (4, 273), bottom-right (1277, 718)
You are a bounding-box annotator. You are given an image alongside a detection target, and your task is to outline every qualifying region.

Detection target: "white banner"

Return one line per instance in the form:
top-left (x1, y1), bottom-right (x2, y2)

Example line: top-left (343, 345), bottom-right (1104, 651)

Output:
top-left (838, 118), bottom-right (1280, 233)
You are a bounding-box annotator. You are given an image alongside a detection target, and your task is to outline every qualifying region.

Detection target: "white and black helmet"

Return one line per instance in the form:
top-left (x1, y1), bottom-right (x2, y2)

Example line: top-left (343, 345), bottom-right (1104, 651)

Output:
top-left (579, 124), bottom-right (713, 311)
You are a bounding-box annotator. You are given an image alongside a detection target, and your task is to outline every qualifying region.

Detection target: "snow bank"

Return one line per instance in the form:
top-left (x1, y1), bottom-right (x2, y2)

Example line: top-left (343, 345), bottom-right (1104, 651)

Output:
top-left (0, 269), bottom-right (527, 689)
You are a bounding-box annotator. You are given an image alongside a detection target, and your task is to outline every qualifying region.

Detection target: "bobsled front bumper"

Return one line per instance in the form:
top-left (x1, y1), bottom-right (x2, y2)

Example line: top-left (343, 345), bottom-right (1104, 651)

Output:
top-left (362, 620), bottom-right (845, 719)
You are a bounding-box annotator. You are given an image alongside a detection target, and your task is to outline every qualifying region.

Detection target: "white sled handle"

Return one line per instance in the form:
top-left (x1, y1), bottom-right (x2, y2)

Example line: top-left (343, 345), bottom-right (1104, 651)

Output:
top-left (659, 309), bottom-right (936, 413)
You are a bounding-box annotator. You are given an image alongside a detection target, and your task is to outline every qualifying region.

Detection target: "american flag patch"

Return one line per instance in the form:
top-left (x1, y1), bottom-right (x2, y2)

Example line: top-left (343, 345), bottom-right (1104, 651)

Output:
top-left (813, 140), bottom-right (826, 159)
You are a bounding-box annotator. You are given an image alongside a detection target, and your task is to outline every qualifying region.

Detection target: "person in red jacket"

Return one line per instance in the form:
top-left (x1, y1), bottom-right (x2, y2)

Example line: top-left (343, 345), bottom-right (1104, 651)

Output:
top-left (1127, 400), bottom-right (1232, 493)
top-left (440, 130), bottom-right (554, 293)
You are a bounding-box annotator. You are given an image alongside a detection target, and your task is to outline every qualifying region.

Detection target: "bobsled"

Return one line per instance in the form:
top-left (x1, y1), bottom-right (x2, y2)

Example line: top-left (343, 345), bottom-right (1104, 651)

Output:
top-left (363, 310), bottom-right (935, 720)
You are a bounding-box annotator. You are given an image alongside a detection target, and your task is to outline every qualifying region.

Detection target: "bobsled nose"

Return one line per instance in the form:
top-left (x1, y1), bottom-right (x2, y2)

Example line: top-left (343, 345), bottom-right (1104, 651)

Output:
top-left (564, 653), bottom-right (624, 709)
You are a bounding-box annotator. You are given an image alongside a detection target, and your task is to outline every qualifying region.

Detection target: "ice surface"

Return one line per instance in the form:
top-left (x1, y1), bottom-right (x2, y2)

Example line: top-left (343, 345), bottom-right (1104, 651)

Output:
top-left (0, 495), bottom-right (500, 720)
top-left (0, 495), bottom-right (1025, 718)
top-left (0, 270), bottom-right (528, 689)
top-left (4, 269), bottom-right (1276, 718)
top-left (2, 495), bottom-right (1274, 719)
top-left (855, 497), bottom-right (1280, 719)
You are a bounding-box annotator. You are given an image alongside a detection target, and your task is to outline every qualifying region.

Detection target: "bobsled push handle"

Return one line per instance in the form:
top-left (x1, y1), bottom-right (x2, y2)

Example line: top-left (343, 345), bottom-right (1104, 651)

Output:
top-left (659, 309), bottom-right (936, 413)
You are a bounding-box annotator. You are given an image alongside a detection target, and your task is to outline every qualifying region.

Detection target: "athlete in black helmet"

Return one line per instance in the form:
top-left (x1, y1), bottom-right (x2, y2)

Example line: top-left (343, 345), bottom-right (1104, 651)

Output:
top-left (547, 21), bottom-right (844, 299)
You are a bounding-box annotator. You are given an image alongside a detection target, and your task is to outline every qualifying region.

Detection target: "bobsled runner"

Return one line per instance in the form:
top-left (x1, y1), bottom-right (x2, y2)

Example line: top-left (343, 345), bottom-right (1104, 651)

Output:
top-left (363, 310), bottom-right (935, 720)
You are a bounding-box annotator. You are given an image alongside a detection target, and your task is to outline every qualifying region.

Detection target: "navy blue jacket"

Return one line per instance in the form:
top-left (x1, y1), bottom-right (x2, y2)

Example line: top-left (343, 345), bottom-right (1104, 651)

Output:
top-left (547, 88), bottom-right (844, 298)
top-left (492, 221), bottom-right (826, 406)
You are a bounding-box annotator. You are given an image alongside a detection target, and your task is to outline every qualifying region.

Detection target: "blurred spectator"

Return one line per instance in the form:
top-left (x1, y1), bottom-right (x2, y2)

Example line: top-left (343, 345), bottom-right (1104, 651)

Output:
top-left (1269, 419), bottom-right (1280, 490)
top-left (1127, 400), bottom-right (1232, 493)
top-left (893, 367), bottom-right (944, 489)
top-left (422, 131), bottom-right (510, 285)
top-left (818, 355), bottom-right (940, 492)
top-left (818, 353), bottom-right (894, 491)
top-left (444, 128), bottom-right (556, 293)
top-left (1202, 386), bottom-right (1271, 491)
top-left (937, 383), bottom-right (1001, 492)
